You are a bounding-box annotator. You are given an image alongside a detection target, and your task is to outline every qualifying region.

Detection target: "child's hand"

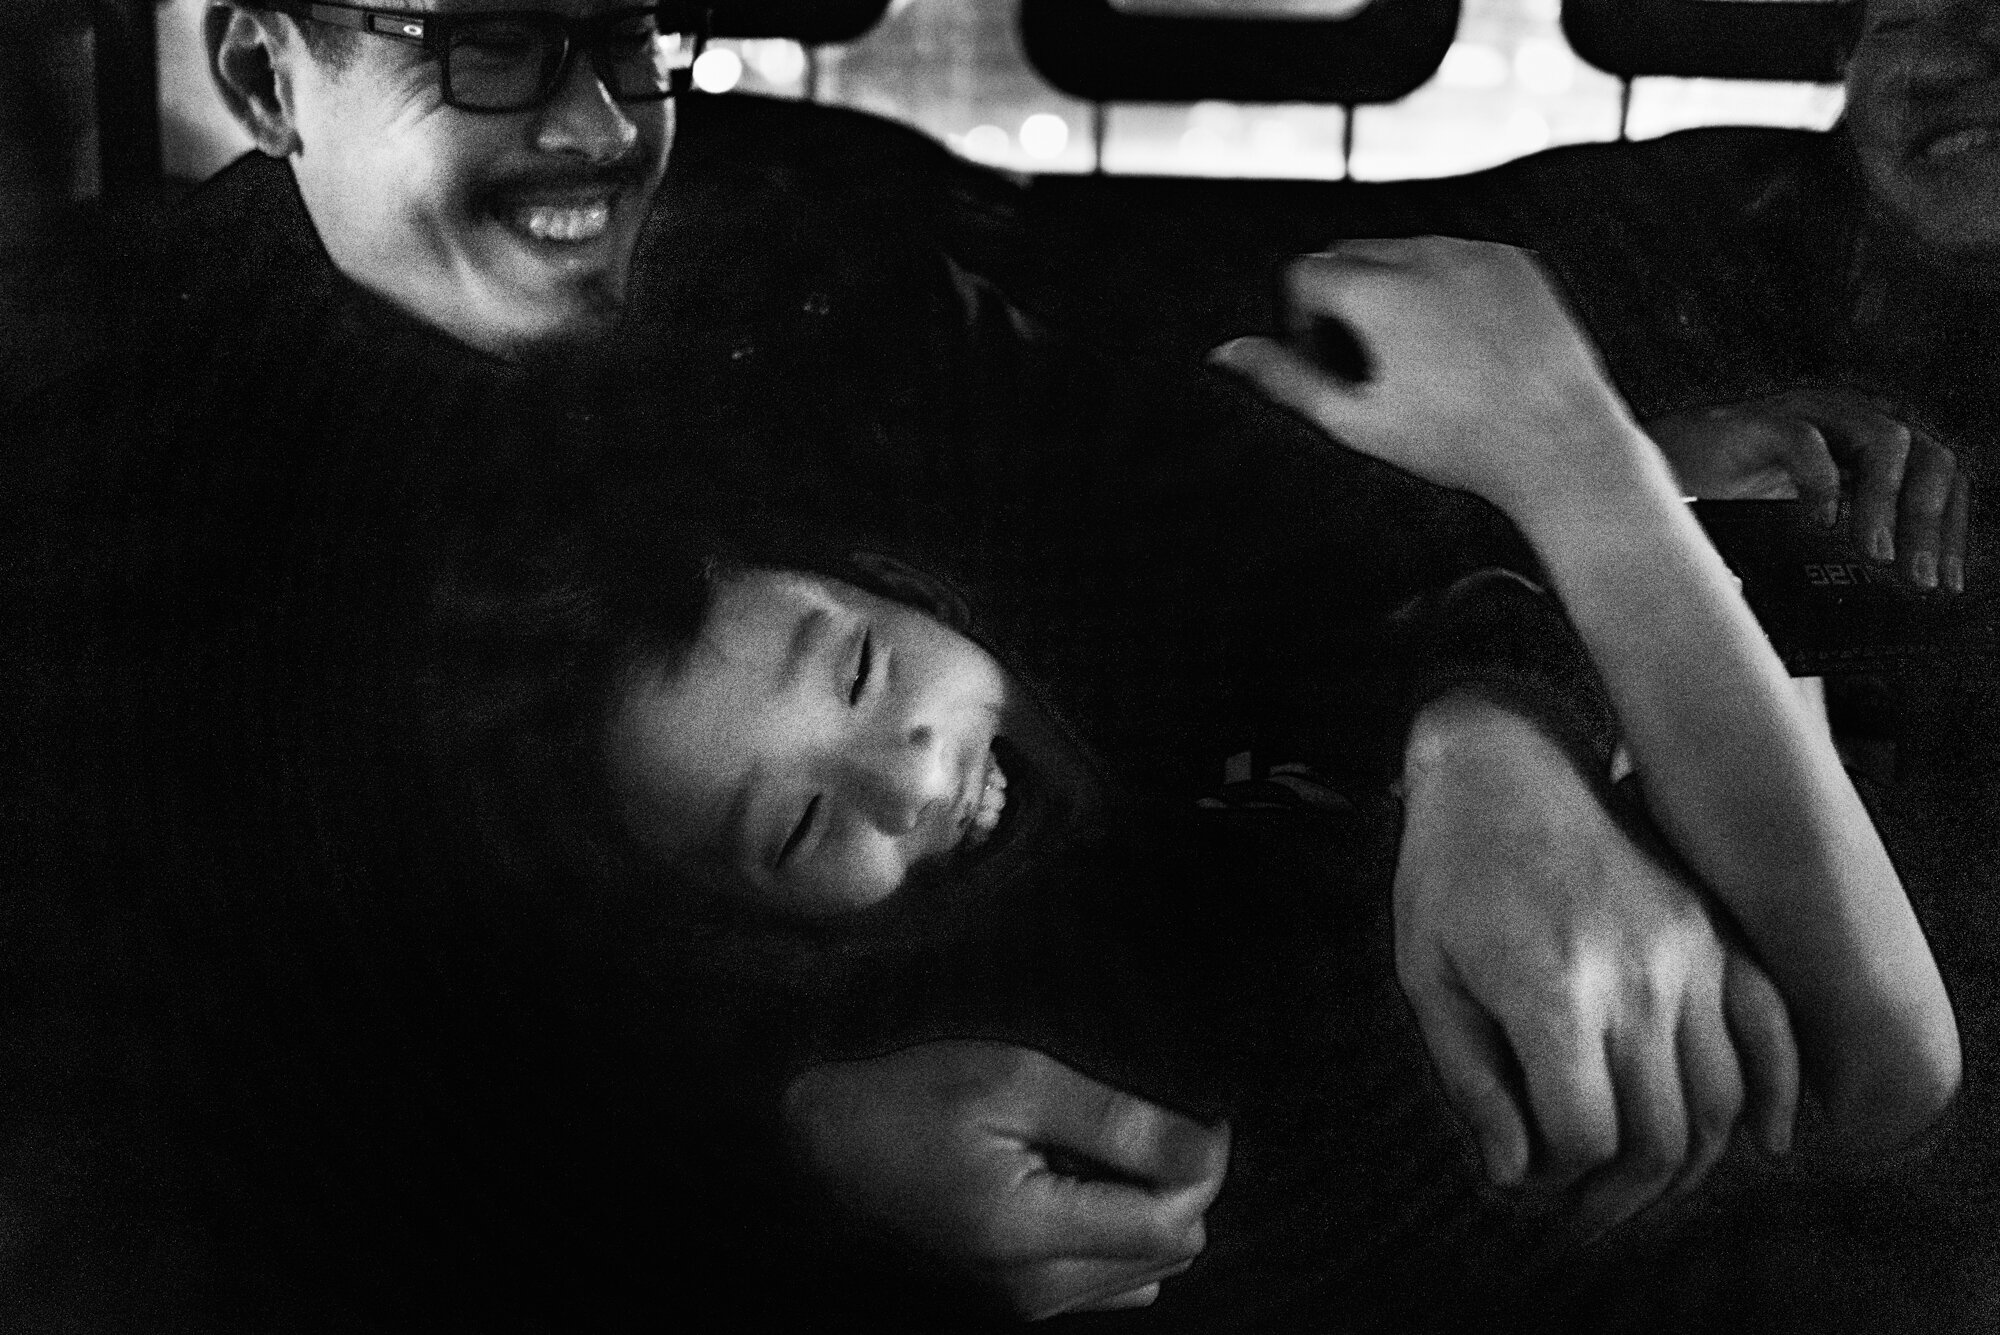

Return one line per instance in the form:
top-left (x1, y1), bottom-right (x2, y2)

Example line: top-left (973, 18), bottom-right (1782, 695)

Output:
top-left (783, 1040), bottom-right (1229, 1320)
top-left (1211, 237), bottom-right (1666, 527)
top-left (1397, 693), bottom-right (1799, 1233)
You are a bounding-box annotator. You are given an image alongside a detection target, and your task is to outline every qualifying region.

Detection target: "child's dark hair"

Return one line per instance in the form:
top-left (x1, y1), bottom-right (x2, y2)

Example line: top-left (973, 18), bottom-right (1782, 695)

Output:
top-left (418, 453), bottom-right (1021, 950)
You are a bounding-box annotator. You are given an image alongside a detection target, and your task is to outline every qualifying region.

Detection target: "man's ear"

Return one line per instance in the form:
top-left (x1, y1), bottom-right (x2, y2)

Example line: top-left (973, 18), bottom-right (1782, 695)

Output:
top-left (206, 4), bottom-right (304, 157)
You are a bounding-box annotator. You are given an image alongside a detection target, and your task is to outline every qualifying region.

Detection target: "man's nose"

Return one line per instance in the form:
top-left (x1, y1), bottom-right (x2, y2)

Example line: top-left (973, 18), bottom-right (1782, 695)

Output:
top-left (840, 725), bottom-right (950, 836)
top-left (532, 48), bottom-right (641, 163)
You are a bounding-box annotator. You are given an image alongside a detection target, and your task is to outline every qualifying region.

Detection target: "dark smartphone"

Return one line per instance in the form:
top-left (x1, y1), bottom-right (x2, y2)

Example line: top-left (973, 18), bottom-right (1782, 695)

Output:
top-left (1692, 499), bottom-right (1993, 674)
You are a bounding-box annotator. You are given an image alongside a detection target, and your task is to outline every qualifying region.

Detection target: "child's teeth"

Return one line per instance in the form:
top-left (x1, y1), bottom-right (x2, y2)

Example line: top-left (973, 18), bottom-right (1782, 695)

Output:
top-left (969, 758), bottom-right (1008, 843)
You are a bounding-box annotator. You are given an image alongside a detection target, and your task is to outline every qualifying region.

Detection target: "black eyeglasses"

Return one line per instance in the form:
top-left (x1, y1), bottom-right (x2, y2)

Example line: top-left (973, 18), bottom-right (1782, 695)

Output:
top-left (253, 2), bottom-right (707, 113)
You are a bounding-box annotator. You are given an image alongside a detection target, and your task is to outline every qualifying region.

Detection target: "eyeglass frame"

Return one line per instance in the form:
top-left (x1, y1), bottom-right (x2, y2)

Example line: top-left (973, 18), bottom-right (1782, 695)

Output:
top-left (246, 1), bottom-right (711, 113)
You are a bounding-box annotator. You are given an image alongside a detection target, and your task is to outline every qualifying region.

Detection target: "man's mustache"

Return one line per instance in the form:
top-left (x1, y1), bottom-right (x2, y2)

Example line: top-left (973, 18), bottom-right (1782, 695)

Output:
top-left (481, 161), bottom-right (653, 198)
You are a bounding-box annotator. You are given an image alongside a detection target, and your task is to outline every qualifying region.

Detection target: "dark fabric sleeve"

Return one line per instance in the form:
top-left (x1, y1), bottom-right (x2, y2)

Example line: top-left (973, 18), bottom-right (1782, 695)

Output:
top-left (905, 269), bottom-right (1543, 793)
top-left (1393, 566), bottom-right (1621, 780)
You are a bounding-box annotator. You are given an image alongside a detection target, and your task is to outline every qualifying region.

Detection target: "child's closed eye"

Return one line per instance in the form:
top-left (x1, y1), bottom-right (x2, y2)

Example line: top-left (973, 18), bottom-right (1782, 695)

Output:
top-left (849, 631), bottom-right (873, 706)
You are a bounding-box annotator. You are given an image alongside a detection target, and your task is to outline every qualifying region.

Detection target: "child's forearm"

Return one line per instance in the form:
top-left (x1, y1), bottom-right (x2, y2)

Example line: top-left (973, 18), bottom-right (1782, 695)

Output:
top-left (1210, 236), bottom-right (1957, 1145)
top-left (1516, 426), bottom-right (1959, 1146)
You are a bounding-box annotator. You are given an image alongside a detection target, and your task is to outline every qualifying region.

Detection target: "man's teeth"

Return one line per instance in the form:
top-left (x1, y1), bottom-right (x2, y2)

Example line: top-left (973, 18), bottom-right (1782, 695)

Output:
top-left (1926, 125), bottom-right (2000, 160)
top-left (967, 757), bottom-right (1008, 846)
top-left (509, 201), bottom-right (612, 242)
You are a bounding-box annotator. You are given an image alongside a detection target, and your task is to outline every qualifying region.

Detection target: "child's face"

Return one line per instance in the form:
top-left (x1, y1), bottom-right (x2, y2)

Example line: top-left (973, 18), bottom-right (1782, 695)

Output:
top-left (607, 570), bottom-right (1014, 916)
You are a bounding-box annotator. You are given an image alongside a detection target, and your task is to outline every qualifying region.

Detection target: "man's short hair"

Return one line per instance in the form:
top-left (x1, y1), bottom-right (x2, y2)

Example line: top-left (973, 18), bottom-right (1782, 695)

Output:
top-left (295, 18), bottom-right (359, 71)
top-left (251, 3), bottom-right (359, 72)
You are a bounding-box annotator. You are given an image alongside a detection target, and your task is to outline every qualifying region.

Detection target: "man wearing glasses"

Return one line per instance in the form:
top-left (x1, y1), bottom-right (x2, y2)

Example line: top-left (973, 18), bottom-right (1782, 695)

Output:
top-left (208, 0), bottom-right (692, 356)
top-left (18, 3), bottom-right (1251, 1324)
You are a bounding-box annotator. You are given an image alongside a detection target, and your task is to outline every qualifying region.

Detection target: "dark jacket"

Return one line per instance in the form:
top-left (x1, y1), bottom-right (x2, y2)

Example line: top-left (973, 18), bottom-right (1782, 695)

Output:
top-left (3, 108), bottom-right (1602, 1332)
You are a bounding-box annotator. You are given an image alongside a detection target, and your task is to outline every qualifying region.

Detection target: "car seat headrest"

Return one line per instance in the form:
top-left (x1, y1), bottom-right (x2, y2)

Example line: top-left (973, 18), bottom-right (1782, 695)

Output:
top-left (705, 0), bottom-right (892, 43)
top-left (1021, 0), bottom-right (1461, 103)
top-left (1564, 0), bottom-right (1860, 83)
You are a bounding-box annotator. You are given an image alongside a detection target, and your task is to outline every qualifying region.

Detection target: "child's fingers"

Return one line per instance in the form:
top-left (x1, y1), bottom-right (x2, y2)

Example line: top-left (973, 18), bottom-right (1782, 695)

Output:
top-left (1209, 336), bottom-right (1372, 447)
top-left (1576, 1013), bottom-right (1688, 1234)
top-left (1407, 981), bottom-right (1532, 1186)
top-left (1723, 951), bottom-right (1800, 1157)
top-left (1012, 1257), bottom-right (1190, 1321)
top-left (1668, 992), bottom-right (1746, 1199)
top-left (1075, 1282), bottom-right (1163, 1312)
top-left (1504, 1006), bottom-right (1620, 1191)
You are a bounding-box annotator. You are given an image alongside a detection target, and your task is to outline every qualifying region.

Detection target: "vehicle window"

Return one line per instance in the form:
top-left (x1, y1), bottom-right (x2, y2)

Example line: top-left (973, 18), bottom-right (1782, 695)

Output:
top-left (690, 38), bottom-right (814, 98)
top-left (1624, 75), bottom-right (1841, 143)
top-left (150, 0), bottom-right (1843, 186)
top-left (811, 0), bottom-right (1841, 179)
top-left (815, 0), bottom-right (1101, 172)
top-left (1347, 0), bottom-right (1627, 178)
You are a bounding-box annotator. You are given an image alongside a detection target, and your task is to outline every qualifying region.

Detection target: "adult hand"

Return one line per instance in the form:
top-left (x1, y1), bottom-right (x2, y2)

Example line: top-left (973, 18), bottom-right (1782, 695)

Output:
top-left (782, 1040), bottom-right (1229, 1320)
top-left (1210, 237), bottom-right (1658, 523)
top-left (1396, 693), bottom-right (1800, 1235)
top-left (1645, 388), bottom-right (1969, 592)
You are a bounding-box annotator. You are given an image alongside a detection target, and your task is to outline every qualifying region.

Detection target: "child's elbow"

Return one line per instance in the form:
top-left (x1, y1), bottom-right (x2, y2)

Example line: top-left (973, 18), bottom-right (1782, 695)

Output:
top-left (1824, 1017), bottom-right (1963, 1155)
top-left (1908, 1021), bottom-right (1965, 1132)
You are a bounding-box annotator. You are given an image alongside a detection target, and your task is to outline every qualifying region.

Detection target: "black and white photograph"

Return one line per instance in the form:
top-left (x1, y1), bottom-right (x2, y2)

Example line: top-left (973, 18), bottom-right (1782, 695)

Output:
top-left (3, 0), bottom-right (1997, 1330)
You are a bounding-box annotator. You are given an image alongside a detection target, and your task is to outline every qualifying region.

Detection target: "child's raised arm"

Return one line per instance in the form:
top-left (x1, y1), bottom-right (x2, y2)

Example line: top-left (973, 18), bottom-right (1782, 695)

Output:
top-left (1214, 237), bottom-right (1960, 1150)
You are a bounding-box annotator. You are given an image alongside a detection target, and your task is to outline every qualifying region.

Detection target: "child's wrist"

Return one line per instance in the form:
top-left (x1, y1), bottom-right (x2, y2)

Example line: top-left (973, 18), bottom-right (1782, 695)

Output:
top-left (1402, 688), bottom-right (1576, 800)
top-left (1507, 419), bottom-right (1682, 547)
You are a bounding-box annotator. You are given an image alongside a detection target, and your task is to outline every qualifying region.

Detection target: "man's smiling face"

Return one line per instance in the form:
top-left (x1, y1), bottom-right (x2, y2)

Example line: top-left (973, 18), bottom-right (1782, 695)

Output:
top-left (1848, 0), bottom-right (2000, 257)
top-left (276, 1), bottom-right (674, 357)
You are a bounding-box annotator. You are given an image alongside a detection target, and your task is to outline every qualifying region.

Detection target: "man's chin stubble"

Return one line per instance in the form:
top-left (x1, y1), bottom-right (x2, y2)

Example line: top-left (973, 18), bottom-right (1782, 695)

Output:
top-left (503, 276), bottom-right (629, 366)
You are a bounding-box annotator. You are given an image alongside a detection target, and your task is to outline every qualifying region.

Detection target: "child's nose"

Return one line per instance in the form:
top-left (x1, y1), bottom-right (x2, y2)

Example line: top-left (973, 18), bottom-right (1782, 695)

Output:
top-left (842, 724), bottom-right (950, 836)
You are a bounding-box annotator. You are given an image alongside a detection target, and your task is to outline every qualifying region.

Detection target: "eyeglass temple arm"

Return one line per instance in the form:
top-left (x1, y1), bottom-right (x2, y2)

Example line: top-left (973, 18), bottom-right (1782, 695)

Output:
top-left (264, 1), bottom-right (428, 45)
top-left (268, 2), bottom-right (707, 63)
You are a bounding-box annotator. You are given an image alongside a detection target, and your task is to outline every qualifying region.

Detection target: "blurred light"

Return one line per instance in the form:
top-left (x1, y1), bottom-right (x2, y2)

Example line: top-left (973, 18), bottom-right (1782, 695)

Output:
top-left (1438, 41), bottom-right (1508, 90)
top-left (851, 89), bottom-right (907, 123)
top-left (1251, 116), bottom-right (1301, 158)
top-left (747, 39), bottom-right (807, 85)
top-left (1514, 39), bottom-right (1576, 96)
top-left (962, 123), bottom-right (1010, 159)
top-left (692, 47), bottom-right (744, 94)
top-left (1626, 78), bottom-right (1845, 140)
top-left (1020, 112), bottom-right (1070, 158)
top-left (1189, 100), bottom-right (1243, 133)
top-left (1520, 0), bottom-right (1560, 19)
top-left (1507, 106), bottom-right (1552, 152)
top-left (1179, 126), bottom-right (1230, 159)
